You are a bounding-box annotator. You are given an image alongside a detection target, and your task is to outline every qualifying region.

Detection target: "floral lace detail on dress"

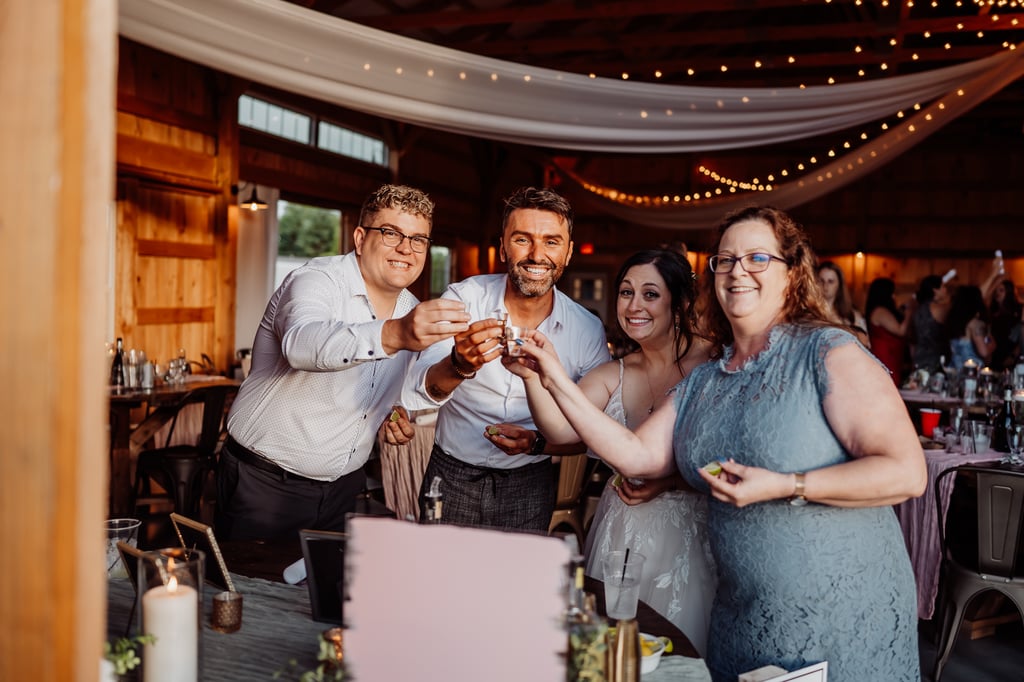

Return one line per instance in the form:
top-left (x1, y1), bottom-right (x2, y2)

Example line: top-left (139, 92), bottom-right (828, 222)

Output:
top-left (583, 360), bottom-right (716, 656)
top-left (673, 324), bottom-right (919, 682)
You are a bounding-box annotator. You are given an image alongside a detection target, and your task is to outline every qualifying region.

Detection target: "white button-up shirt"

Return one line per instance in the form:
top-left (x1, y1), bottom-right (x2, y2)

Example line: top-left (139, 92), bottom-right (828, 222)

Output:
top-left (228, 251), bottom-right (418, 480)
top-left (404, 274), bottom-right (611, 469)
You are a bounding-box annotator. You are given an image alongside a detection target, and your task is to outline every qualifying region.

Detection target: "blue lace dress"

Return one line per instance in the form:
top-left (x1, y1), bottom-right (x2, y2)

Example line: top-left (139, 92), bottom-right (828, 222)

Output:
top-left (674, 325), bottom-right (919, 682)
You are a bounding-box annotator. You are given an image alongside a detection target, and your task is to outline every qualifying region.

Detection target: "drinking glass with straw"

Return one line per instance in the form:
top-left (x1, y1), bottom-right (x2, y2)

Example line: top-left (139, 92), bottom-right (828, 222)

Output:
top-left (602, 549), bottom-right (645, 620)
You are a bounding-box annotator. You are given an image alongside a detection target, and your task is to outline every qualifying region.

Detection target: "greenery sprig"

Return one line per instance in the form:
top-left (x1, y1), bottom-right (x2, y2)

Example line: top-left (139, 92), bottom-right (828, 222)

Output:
top-left (274, 635), bottom-right (345, 682)
top-left (103, 634), bottom-right (155, 676)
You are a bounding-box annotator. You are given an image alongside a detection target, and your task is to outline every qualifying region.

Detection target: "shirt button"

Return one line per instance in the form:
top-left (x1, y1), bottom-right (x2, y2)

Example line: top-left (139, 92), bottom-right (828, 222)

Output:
top-left (368, 350), bottom-right (374, 356)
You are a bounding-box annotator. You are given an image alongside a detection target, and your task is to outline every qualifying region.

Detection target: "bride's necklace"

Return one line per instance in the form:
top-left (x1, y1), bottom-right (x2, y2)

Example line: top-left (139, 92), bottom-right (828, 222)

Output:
top-left (644, 368), bottom-right (657, 414)
top-left (641, 359), bottom-right (684, 414)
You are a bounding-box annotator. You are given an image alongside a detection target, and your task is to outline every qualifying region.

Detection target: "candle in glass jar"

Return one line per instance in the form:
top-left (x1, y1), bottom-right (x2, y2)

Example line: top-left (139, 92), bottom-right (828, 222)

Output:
top-left (143, 576), bottom-right (198, 682)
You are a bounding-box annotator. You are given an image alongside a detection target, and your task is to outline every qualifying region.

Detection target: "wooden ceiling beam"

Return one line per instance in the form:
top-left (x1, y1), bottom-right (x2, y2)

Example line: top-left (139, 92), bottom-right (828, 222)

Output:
top-left (352, 0), bottom-right (823, 30)
top-left (444, 16), bottom-right (1023, 59)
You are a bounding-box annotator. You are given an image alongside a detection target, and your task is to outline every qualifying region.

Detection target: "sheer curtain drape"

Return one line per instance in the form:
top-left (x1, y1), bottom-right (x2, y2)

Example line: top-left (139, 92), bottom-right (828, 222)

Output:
top-left (120, 0), bottom-right (1024, 228)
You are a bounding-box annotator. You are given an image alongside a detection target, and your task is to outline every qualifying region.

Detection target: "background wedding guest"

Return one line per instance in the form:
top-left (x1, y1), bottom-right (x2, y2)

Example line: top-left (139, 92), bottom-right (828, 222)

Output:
top-left (406, 187), bottom-right (609, 531)
top-left (218, 184), bottom-right (470, 541)
top-left (816, 260), bottom-right (869, 347)
top-left (909, 274), bottom-right (951, 372)
top-left (989, 279), bottom-right (1022, 369)
top-left (946, 284), bottom-right (996, 368)
top-left (521, 248), bottom-right (716, 655)
top-left (865, 277), bottom-right (914, 385)
top-left (508, 205), bottom-right (925, 682)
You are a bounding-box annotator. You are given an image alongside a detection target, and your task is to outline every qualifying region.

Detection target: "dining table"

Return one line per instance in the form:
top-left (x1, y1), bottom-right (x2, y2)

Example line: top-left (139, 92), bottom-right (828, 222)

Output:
top-left (107, 535), bottom-right (707, 680)
top-left (893, 445), bottom-right (1003, 620)
top-left (108, 376), bottom-right (239, 516)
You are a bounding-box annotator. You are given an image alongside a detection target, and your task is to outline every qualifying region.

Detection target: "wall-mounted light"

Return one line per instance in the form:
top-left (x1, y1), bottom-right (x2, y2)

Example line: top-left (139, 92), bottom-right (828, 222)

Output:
top-left (232, 182), bottom-right (268, 211)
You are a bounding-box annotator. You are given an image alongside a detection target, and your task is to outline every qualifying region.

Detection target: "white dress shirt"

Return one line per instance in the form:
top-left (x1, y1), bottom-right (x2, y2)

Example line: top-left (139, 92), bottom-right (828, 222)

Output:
top-left (404, 274), bottom-right (611, 469)
top-left (227, 251), bottom-right (418, 480)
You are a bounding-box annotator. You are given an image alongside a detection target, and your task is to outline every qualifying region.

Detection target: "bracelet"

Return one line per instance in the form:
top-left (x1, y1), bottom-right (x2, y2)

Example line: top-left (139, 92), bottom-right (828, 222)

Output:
top-left (450, 345), bottom-right (476, 380)
top-left (789, 472), bottom-right (807, 507)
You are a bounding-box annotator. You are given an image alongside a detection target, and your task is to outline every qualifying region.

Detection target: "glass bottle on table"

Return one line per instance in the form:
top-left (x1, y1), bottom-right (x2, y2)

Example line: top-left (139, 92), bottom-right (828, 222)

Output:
top-left (994, 388), bottom-right (1013, 453)
top-left (110, 337), bottom-right (125, 387)
top-left (566, 557), bottom-right (608, 682)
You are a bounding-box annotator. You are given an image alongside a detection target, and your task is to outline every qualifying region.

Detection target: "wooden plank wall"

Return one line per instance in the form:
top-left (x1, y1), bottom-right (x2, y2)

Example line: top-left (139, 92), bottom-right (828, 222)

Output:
top-left (116, 41), bottom-right (237, 372)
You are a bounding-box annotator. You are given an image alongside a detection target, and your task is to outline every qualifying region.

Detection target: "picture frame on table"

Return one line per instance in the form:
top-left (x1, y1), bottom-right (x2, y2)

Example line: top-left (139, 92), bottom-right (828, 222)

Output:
top-left (169, 512), bottom-right (235, 592)
top-left (299, 528), bottom-right (347, 625)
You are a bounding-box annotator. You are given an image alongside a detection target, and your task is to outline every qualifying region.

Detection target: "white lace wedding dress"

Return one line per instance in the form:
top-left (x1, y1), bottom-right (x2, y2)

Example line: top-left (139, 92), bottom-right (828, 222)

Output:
top-left (583, 361), bottom-right (716, 656)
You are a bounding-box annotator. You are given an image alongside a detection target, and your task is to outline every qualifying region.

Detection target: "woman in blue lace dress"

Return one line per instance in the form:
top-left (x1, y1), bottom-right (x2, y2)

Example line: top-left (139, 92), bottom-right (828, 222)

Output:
top-left (505, 206), bottom-right (926, 682)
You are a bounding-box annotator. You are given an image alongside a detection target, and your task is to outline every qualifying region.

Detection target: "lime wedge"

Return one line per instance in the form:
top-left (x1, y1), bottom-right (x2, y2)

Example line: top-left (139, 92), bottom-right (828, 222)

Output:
top-left (486, 425), bottom-right (499, 436)
top-left (703, 461), bottom-right (723, 476)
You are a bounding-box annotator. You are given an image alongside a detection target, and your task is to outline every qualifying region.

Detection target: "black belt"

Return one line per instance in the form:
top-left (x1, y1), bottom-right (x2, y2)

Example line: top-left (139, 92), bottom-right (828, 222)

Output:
top-left (225, 436), bottom-right (323, 484)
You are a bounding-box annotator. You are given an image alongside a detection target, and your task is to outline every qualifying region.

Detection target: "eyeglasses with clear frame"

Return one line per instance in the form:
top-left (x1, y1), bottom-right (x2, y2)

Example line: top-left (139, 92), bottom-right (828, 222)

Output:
top-left (361, 225), bottom-right (432, 253)
top-left (708, 252), bottom-right (789, 274)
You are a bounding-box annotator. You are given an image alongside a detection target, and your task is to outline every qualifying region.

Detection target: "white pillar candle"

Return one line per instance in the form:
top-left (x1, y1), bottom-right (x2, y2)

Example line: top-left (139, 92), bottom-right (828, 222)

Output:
top-left (142, 577), bottom-right (198, 682)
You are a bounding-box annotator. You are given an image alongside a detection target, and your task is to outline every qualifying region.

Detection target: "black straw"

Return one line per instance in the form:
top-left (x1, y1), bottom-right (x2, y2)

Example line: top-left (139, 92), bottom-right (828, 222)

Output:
top-left (621, 548), bottom-right (630, 584)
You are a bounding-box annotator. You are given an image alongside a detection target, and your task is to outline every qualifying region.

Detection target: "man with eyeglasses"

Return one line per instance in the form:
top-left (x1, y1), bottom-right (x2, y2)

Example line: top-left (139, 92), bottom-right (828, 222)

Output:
top-left (219, 184), bottom-right (470, 541)
top-left (404, 187), bottom-right (611, 531)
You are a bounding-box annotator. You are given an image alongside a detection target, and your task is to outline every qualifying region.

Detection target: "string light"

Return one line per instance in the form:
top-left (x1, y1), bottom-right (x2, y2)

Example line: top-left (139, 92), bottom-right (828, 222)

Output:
top-left (575, 87), bottom-right (972, 207)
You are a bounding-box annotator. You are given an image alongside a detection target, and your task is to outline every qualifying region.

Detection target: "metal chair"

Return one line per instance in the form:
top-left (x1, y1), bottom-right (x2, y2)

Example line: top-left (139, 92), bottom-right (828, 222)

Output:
top-left (932, 463), bottom-right (1024, 681)
top-left (548, 454), bottom-right (596, 549)
top-left (133, 383), bottom-right (238, 519)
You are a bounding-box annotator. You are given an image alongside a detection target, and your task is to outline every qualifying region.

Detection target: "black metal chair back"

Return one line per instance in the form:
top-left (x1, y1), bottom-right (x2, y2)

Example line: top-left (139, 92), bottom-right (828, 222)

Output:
top-left (932, 463), bottom-right (1024, 680)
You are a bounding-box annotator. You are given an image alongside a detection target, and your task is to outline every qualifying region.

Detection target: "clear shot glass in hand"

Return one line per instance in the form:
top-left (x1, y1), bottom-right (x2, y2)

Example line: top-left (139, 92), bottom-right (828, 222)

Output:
top-left (504, 325), bottom-right (530, 357)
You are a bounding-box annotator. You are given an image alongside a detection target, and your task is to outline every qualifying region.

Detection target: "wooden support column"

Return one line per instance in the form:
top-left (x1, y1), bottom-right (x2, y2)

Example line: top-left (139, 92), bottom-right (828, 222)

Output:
top-left (0, 1), bottom-right (116, 680)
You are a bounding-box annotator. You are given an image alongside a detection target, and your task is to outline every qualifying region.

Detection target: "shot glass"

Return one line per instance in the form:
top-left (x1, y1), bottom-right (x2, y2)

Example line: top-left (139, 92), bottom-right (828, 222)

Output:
top-left (504, 325), bottom-right (531, 357)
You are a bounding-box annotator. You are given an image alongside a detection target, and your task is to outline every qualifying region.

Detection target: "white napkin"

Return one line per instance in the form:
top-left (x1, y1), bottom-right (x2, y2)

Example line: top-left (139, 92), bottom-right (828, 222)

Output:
top-left (282, 557), bottom-right (305, 584)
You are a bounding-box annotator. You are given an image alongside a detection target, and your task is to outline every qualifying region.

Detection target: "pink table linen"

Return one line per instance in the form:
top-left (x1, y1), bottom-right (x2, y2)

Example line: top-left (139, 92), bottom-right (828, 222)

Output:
top-left (894, 448), bottom-right (1002, 619)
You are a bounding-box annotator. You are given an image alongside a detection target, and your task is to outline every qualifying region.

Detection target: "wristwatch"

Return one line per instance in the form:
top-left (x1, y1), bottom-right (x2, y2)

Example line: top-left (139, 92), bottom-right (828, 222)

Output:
top-left (789, 472), bottom-right (808, 506)
top-left (529, 431), bottom-right (547, 456)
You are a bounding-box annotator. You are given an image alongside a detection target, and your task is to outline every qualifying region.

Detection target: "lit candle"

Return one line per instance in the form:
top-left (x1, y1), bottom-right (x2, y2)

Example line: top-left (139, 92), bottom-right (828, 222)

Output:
top-left (142, 575), bottom-right (198, 682)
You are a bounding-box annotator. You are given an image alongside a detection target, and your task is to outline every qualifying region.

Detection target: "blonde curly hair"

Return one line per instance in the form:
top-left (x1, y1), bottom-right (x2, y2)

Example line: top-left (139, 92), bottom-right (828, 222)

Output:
top-left (359, 184), bottom-right (435, 227)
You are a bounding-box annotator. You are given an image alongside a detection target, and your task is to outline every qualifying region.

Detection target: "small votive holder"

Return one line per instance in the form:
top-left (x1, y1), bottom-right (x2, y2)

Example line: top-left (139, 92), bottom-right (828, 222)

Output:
top-left (211, 591), bottom-right (243, 633)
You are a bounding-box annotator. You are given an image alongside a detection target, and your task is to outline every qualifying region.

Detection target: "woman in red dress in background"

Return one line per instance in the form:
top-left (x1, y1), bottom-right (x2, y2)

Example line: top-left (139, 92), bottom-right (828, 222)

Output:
top-left (866, 278), bottom-right (914, 385)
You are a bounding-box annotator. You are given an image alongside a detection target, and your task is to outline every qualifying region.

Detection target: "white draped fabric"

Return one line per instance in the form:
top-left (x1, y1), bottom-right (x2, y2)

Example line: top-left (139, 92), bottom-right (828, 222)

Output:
top-left (119, 0), bottom-right (1024, 228)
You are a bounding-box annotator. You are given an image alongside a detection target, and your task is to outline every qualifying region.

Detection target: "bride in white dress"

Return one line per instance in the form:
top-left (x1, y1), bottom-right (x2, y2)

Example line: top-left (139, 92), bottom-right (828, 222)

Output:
top-left (521, 249), bottom-right (716, 655)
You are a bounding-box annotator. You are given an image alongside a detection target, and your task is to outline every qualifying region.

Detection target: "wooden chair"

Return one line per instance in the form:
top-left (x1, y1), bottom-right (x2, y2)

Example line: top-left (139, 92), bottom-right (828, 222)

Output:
top-left (932, 463), bottom-right (1024, 681)
top-left (548, 454), bottom-right (595, 549)
top-left (132, 383), bottom-right (238, 519)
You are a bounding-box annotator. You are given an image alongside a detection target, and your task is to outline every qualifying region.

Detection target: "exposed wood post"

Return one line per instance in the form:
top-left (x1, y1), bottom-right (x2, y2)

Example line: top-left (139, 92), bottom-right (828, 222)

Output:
top-left (0, 1), bottom-right (116, 680)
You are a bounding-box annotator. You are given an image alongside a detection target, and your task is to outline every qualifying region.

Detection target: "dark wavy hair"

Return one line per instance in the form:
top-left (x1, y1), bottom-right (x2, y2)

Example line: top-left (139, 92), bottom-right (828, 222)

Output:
top-left (916, 275), bottom-right (943, 304)
top-left (990, 279), bottom-right (1022, 317)
top-left (501, 187), bottom-right (574, 236)
top-left (612, 249), bottom-right (699, 364)
top-left (865, 277), bottom-right (902, 322)
top-left (945, 285), bottom-right (988, 338)
top-left (700, 205), bottom-right (832, 355)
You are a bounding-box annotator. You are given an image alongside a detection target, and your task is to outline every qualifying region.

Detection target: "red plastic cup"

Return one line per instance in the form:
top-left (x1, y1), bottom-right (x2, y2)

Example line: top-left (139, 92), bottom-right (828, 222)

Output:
top-left (920, 408), bottom-right (942, 438)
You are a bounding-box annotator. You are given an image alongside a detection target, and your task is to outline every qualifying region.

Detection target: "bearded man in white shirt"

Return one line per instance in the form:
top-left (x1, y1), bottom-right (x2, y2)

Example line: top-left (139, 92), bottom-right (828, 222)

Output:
top-left (219, 184), bottom-right (470, 541)
top-left (407, 187), bottom-right (610, 530)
